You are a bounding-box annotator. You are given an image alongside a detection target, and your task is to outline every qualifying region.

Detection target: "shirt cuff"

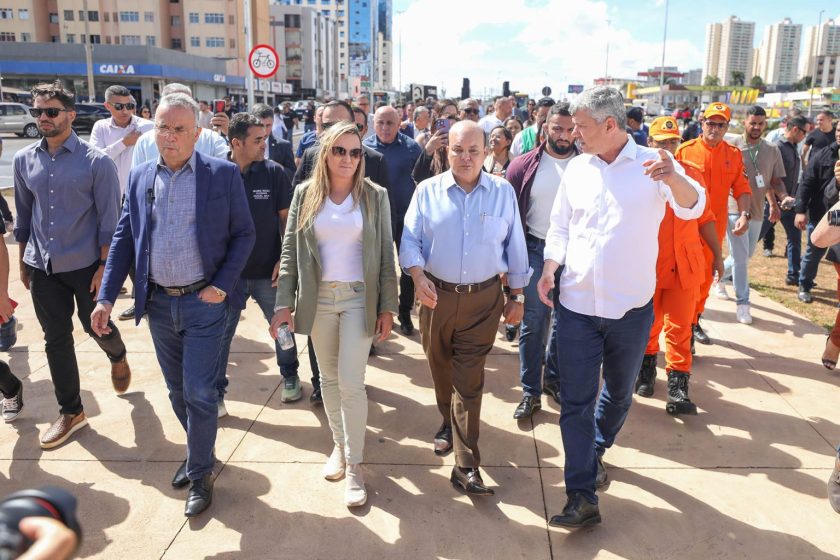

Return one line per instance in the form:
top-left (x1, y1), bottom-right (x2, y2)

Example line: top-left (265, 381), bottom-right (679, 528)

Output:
top-left (506, 268), bottom-right (533, 290)
top-left (399, 252), bottom-right (425, 274)
top-left (273, 306), bottom-right (289, 313)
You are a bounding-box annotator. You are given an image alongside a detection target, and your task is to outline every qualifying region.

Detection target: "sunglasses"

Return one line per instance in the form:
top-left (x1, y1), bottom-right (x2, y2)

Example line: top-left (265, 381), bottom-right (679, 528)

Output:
top-left (703, 121), bottom-right (728, 129)
top-left (29, 107), bottom-right (71, 118)
top-left (112, 102), bottom-right (136, 111)
top-left (331, 146), bottom-right (363, 159)
top-left (461, 108), bottom-right (479, 115)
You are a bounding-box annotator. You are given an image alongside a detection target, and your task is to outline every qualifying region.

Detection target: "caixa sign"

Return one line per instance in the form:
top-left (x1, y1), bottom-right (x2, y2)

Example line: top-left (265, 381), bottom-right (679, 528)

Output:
top-left (98, 64), bottom-right (136, 75)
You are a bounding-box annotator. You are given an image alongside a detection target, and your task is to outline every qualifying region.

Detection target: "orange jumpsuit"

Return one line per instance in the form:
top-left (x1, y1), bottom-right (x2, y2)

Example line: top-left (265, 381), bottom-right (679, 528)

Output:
top-left (675, 138), bottom-right (751, 318)
top-left (646, 161), bottom-right (715, 372)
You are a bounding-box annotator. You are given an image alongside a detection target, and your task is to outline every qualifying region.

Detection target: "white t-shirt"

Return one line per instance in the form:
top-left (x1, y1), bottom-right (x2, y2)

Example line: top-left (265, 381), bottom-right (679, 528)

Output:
top-left (527, 152), bottom-right (573, 239)
top-left (314, 195), bottom-right (364, 282)
top-left (478, 115), bottom-right (503, 134)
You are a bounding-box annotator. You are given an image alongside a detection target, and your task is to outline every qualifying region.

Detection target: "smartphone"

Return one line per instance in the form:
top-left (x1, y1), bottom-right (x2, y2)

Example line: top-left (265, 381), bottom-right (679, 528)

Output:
top-left (212, 99), bottom-right (226, 114)
top-left (434, 118), bottom-right (451, 136)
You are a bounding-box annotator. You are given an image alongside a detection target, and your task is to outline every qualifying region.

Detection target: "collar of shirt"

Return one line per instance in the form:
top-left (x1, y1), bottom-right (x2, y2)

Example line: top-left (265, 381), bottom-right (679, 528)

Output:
top-left (157, 150), bottom-right (197, 174)
top-left (441, 169), bottom-right (491, 193)
top-left (37, 131), bottom-right (79, 155)
top-left (107, 114), bottom-right (138, 130)
top-left (578, 135), bottom-right (637, 168)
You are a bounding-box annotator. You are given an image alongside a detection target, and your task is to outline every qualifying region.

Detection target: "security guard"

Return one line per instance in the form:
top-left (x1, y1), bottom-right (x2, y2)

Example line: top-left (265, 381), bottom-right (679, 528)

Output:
top-left (675, 103), bottom-right (751, 346)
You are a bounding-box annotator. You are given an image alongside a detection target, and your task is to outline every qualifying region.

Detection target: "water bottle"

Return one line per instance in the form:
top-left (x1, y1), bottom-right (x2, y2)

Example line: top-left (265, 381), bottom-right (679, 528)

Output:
top-left (0, 316), bottom-right (17, 352)
top-left (276, 322), bottom-right (294, 351)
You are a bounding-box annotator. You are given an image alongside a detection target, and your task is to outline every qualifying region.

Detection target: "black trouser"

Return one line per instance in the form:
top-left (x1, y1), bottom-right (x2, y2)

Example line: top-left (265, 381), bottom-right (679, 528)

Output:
top-left (393, 217), bottom-right (415, 317)
top-left (308, 337), bottom-right (321, 390)
top-left (28, 261), bottom-right (126, 415)
top-left (0, 361), bottom-right (20, 397)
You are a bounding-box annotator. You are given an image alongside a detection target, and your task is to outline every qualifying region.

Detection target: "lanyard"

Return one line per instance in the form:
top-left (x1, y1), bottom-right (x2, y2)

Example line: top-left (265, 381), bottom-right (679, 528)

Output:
top-left (746, 142), bottom-right (761, 173)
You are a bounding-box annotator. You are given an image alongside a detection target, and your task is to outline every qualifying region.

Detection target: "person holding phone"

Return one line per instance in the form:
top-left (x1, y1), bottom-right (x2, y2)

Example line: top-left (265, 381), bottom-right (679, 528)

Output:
top-left (271, 122), bottom-right (397, 508)
top-left (412, 115), bottom-right (459, 184)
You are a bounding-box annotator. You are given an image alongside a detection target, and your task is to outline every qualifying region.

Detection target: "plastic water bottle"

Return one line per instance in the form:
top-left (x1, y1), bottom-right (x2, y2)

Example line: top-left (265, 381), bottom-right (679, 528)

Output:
top-left (276, 323), bottom-right (295, 351)
top-left (0, 316), bottom-right (17, 351)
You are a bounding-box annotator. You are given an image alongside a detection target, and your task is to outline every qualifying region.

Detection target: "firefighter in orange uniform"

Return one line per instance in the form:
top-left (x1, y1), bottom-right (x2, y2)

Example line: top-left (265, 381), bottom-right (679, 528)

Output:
top-left (675, 103), bottom-right (751, 348)
top-left (636, 117), bottom-right (724, 415)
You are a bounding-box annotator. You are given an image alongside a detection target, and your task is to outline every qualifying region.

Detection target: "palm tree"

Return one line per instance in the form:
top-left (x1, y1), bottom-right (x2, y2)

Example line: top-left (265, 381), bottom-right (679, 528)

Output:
top-left (730, 71), bottom-right (745, 86)
top-left (703, 75), bottom-right (720, 87)
top-left (749, 75), bottom-right (764, 88)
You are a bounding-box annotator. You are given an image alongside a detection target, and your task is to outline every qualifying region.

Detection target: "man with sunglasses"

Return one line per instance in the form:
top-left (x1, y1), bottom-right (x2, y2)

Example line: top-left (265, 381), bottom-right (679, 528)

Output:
top-left (676, 103), bottom-right (751, 344)
top-left (13, 81), bottom-right (131, 449)
top-left (91, 85), bottom-right (155, 196)
top-left (458, 99), bottom-right (481, 123)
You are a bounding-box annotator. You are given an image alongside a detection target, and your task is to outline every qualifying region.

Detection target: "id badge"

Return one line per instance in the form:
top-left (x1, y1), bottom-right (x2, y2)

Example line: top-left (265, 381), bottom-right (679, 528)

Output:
top-left (755, 174), bottom-right (766, 188)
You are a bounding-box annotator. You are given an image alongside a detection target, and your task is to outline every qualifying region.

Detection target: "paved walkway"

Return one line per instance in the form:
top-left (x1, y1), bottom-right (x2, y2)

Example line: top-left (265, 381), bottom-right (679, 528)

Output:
top-left (1, 250), bottom-right (839, 558)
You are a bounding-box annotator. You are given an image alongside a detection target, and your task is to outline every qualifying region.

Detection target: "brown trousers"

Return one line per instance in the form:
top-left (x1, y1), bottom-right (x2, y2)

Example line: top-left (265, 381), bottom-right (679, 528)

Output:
top-left (419, 280), bottom-right (504, 468)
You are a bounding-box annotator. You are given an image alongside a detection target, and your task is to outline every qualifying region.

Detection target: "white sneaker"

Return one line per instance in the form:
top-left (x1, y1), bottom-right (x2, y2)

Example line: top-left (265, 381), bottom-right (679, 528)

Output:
top-left (323, 445), bottom-right (346, 481)
top-left (736, 304), bottom-right (752, 325)
top-left (217, 400), bottom-right (228, 419)
top-left (713, 281), bottom-right (730, 300)
top-left (345, 463), bottom-right (367, 507)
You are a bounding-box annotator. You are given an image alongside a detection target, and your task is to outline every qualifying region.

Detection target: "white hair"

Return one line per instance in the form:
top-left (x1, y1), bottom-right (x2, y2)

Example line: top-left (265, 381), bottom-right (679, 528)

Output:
top-left (157, 93), bottom-right (199, 124)
top-left (571, 86), bottom-right (626, 129)
top-left (161, 83), bottom-right (192, 97)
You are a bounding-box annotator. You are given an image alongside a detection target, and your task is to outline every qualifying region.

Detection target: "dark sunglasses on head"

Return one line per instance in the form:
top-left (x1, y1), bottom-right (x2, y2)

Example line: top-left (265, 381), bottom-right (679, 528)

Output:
top-left (331, 146), bottom-right (363, 159)
top-left (112, 102), bottom-right (136, 111)
top-left (29, 107), bottom-right (71, 118)
top-left (462, 108), bottom-right (479, 115)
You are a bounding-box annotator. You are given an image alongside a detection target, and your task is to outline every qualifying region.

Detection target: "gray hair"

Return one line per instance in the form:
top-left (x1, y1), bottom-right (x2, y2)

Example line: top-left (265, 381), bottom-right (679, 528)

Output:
top-left (161, 83), bottom-right (192, 97)
top-left (104, 85), bottom-right (132, 101)
top-left (157, 93), bottom-right (199, 124)
top-left (413, 106), bottom-right (429, 120)
top-left (570, 86), bottom-right (626, 129)
top-left (458, 98), bottom-right (478, 110)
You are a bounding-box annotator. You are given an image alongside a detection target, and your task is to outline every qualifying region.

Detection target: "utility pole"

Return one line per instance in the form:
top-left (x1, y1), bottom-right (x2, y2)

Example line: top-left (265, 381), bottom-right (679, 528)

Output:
top-left (82, 0), bottom-right (95, 101)
top-left (397, 10), bottom-right (404, 103)
top-left (658, 0), bottom-right (669, 107)
top-left (244, 0), bottom-right (255, 109)
top-left (808, 10), bottom-right (824, 117)
top-left (605, 19), bottom-right (611, 80)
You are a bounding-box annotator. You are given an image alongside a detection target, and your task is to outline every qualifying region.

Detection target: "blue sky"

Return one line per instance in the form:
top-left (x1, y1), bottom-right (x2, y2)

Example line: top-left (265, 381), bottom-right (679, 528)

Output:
top-left (391, 0), bottom-right (840, 98)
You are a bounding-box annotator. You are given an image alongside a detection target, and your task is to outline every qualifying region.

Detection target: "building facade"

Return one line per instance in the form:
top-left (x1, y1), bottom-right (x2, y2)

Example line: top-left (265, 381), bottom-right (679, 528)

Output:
top-left (755, 18), bottom-right (801, 86)
top-left (801, 19), bottom-right (840, 80)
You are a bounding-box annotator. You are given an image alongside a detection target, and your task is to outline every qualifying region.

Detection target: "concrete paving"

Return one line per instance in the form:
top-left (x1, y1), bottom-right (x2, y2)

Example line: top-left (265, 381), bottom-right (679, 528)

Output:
top-left (1, 248), bottom-right (839, 559)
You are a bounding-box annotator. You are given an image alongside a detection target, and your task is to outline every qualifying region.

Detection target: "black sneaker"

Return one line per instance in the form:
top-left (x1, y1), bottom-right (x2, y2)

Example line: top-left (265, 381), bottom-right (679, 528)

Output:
top-left (1, 383), bottom-right (22, 423)
top-left (309, 387), bottom-right (323, 405)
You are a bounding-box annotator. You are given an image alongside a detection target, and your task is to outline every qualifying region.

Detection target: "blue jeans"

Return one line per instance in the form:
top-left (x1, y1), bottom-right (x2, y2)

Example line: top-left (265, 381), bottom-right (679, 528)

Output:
top-left (799, 221), bottom-right (827, 292)
top-left (723, 215), bottom-right (763, 305)
top-left (519, 236), bottom-right (559, 397)
top-left (554, 299), bottom-right (654, 504)
top-left (215, 278), bottom-right (300, 399)
top-left (146, 290), bottom-right (228, 481)
top-left (759, 206), bottom-right (802, 283)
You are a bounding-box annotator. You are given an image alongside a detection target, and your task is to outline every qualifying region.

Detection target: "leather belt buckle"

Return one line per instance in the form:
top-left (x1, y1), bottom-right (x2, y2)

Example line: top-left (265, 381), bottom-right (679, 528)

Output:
top-left (454, 283), bottom-right (474, 294)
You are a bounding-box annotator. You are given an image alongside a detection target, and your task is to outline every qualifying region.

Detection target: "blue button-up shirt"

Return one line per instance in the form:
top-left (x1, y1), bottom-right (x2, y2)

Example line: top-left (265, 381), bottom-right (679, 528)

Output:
top-left (295, 130), bottom-right (318, 158)
top-left (149, 152), bottom-right (205, 287)
top-left (363, 132), bottom-right (422, 217)
top-left (399, 170), bottom-right (532, 289)
top-left (14, 132), bottom-right (120, 273)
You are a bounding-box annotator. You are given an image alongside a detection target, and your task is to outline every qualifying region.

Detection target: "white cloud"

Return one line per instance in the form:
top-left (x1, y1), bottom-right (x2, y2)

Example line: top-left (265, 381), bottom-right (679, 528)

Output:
top-left (393, 0), bottom-right (704, 98)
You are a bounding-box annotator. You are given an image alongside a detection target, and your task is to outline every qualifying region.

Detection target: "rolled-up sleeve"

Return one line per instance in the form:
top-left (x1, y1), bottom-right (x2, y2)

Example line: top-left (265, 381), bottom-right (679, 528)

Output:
top-left (92, 155), bottom-right (122, 246)
top-left (543, 175), bottom-right (571, 265)
top-left (502, 185), bottom-right (532, 289)
top-left (660, 156), bottom-right (705, 221)
top-left (399, 187), bottom-right (426, 272)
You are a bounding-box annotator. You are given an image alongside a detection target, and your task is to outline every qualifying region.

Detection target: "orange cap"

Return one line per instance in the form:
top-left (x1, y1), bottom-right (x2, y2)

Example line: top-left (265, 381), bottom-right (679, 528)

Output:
top-left (703, 102), bottom-right (731, 121)
top-left (649, 117), bottom-right (681, 141)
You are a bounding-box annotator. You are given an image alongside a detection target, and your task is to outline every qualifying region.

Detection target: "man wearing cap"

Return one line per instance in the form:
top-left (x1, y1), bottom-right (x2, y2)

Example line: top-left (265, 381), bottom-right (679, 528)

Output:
top-left (626, 107), bottom-right (649, 146)
top-left (510, 97), bottom-right (555, 157)
top-left (636, 117), bottom-right (722, 414)
top-left (675, 102), bottom-right (751, 344)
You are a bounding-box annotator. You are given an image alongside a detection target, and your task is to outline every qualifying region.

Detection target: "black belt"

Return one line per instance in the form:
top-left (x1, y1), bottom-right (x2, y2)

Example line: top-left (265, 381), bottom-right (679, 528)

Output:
top-left (151, 280), bottom-right (208, 297)
top-left (526, 233), bottom-right (545, 244)
top-left (427, 274), bottom-right (499, 294)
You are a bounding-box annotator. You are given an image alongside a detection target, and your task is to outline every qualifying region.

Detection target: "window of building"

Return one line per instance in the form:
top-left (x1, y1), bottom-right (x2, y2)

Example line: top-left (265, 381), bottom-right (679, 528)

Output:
top-left (78, 10), bottom-right (85, 21)
top-left (18, 9), bottom-right (29, 20)
top-left (229, 38), bottom-right (235, 48)
top-left (339, 30), bottom-right (344, 37)
top-left (121, 35), bottom-right (141, 45)
top-left (103, 11), bottom-right (109, 22)
top-left (0, 8), bottom-right (12, 19)
top-left (21, 32), bottom-right (31, 42)
top-left (205, 13), bottom-right (224, 24)
top-left (206, 36), bottom-right (224, 47)
top-left (144, 11), bottom-right (154, 22)
top-left (0, 32), bottom-right (15, 41)
top-left (228, 14), bottom-right (234, 25)
top-left (114, 36), bottom-right (120, 44)
top-left (171, 38), bottom-right (182, 48)
top-left (189, 12), bottom-right (198, 23)
top-left (49, 12), bottom-right (59, 23)
top-left (285, 14), bottom-right (300, 28)
top-left (171, 15), bottom-right (181, 26)
top-left (105, 36), bottom-right (111, 44)
top-left (63, 10), bottom-right (74, 21)
top-left (66, 33), bottom-right (76, 43)
top-left (89, 34), bottom-right (100, 44)
top-left (190, 36), bottom-right (199, 47)
top-left (337, 10), bottom-right (344, 16)
top-left (146, 35), bottom-right (156, 46)
top-left (307, 0), bottom-right (316, 5)
top-left (88, 11), bottom-right (98, 21)
top-left (51, 35), bottom-right (59, 42)
top-left (120, 11), bottom-right (139, 22)
top-left (322, 9), bottom-right (330, 16)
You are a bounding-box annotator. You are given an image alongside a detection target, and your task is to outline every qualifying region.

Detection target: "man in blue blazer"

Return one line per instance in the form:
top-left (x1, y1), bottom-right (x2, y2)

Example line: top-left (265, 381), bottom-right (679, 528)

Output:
top-left (91, 93), bottom-right (255, 518)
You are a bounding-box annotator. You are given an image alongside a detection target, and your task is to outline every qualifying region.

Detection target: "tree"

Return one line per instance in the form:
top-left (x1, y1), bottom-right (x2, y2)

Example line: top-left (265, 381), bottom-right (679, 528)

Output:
top-left (730, 71), bottom-right (745, 86)
top-left (750, 75), bottom-right (764, 88)
top-left (792, 76), bottom-right (812, 90)
top-left (703, 75), bottom-right (720, 87)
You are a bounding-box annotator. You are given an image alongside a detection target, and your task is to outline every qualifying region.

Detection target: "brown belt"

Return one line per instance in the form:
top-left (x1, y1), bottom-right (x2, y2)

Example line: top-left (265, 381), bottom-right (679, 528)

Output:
top-left (427, 274), bottom-right (499, 294)
top-left (151, 280), bottom-right (208, 297)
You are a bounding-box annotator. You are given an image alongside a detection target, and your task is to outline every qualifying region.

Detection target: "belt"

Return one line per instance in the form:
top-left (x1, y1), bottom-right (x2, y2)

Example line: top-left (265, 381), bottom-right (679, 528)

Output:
top-left (526, 233), bottom-right (545, 244)
top-left (151, 280), bottom-right (208, 297)
top-left (427, 274), bottom-right (499, 294)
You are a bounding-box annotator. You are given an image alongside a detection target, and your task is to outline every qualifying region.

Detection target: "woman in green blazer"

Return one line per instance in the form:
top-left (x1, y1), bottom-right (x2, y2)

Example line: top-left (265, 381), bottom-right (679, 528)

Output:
top-left (271, 122), bottom-right (398, 507)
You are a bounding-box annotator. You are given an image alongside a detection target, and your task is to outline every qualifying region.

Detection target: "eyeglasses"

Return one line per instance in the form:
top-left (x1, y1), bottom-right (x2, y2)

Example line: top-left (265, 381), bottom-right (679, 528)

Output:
top-left (111, 102), bottom-right (136, 111)
top-left (331, 146), bottom-right (363, 159)
top-left (461, 108), bottom-right (479, 115)
top-left (703, 121), bottom-right (728, 129)
top-left (29, 107), bottom-right (70, 118)
top-left (155, 125), bottom-right (196, 136)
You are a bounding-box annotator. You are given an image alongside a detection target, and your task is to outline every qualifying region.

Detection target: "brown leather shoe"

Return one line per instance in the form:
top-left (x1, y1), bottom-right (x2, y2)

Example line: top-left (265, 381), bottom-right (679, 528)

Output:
top-left (450, 466), bottom-right (495, 496)
top-left (433, 423), bottom-right (452, 456)
top-left (111, 356), bottom-right (131, 394)
top-left (40, 412), bottom-right (88, 449)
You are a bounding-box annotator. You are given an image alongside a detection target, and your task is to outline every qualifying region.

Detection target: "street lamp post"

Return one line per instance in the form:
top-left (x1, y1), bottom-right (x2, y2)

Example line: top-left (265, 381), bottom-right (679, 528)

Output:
top-left (658, 0), bottom-right (669, 108)
top-left (82, 0), bottom-right (95, 102)
top-left (244, 0), bottom-right (255, 110)
top-left (605, 19), bottom-right (611, 80)
top-left (397, 10), bottom-right (404, 104)
top-left (808, 10), bottom-right (825, 117)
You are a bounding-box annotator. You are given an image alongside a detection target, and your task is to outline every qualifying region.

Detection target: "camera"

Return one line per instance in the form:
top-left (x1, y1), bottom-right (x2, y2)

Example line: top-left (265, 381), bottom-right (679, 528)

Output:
top-left (0, 487), bottom-right (81, 560)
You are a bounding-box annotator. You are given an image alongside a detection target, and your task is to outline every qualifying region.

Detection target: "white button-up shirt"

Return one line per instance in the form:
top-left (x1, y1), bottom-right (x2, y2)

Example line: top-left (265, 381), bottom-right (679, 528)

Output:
top-left (544, 136), bottom-right (705, 319)
top-left (89, 115), bottom-right (155, 194)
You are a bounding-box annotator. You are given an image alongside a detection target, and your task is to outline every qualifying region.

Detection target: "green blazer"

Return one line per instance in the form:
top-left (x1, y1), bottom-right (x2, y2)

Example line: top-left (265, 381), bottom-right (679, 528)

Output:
top-left (276, 179), bottom-right (399, 336)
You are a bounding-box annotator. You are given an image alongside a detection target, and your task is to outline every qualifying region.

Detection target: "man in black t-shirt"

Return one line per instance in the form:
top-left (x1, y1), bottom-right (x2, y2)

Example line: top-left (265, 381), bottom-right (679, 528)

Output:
top-left (214, 113), bottom-right (301, 415)
top-left (803, 110), bottom-right (835, 166)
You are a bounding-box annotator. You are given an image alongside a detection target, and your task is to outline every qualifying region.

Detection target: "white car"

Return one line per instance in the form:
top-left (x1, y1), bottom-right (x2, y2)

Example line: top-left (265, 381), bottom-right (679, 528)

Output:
top-left (0, 102), bottom-right (39, 138)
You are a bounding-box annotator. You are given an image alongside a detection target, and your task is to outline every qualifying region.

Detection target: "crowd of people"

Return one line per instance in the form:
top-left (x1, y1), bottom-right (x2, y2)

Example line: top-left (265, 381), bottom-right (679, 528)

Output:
top-left (2, 79), bottom-right (839, 529)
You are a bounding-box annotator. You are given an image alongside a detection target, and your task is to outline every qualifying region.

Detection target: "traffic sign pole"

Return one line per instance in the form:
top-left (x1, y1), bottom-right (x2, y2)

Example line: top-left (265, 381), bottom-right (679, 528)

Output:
top-left (248, 44), bottom-right (280, 108)
top-left (244, 0), bottom-right (254, 110)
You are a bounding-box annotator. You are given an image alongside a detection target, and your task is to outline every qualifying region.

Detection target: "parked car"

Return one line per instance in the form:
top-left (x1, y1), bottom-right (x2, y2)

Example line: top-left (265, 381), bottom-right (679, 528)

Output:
top-left (0, 102), bottom-right (39, 138)
top-left (72, 103), bottom-right (110, 133)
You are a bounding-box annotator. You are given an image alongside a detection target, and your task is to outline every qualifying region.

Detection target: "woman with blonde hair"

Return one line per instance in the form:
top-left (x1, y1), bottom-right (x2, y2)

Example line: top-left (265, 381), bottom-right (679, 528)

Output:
top-left (271, 122), bottom-right (398, 507)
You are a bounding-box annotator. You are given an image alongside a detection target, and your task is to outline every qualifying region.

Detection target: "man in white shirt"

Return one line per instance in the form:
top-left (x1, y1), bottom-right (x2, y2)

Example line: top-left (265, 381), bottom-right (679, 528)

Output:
top-left (90, 85), bottom-right (155, 194)
top-left (478, 96), bottom-right (512, 135)
top-left (197, 101), bottom-right (213, 129)
top-left (536, 86), bottom-right (704, 529)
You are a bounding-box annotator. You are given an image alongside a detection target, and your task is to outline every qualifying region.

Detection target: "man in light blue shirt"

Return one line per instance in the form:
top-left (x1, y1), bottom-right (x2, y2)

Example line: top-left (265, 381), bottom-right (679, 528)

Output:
top-left (400, 120), bottom-right (530, 497)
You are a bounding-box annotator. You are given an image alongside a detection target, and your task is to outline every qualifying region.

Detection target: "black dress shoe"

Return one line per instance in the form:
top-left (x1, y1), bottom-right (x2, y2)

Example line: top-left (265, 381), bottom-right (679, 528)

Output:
top-left (310, 388), bottom-right (323, 406)
top-left (542, 383), bottom-right (562, 405)
top-left (185, 473), bottom-right (214, 517)
top-left (171, 460), bottom-right (189, 489)
top-left (692, 322), bottom-right (711, 345)
top-left (513, 395), bottom-right (541, 419)
top-left (450, 466), bottom-right (494, 496)
top-left (596, 457), bottom-right (609, 490)
top-left (549, 492), bottom-right (601, 529)
top-left (433, 423), bottom-right (452, 456)
top-left (504, 324), bottom-right (518, 342)
top-left (399, 314), bottom-right (415, 336)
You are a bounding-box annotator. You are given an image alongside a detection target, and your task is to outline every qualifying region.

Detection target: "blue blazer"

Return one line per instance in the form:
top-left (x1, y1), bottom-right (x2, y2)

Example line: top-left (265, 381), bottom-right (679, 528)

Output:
top-left (98, 151), bottom-right (256, 323)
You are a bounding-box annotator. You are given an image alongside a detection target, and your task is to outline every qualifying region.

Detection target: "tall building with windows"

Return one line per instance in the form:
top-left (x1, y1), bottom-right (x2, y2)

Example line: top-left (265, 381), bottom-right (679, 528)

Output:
top-left (801, 19), bottom-right (840, 80)
top-left (704, 16), bottom-right (755, 85)
top-left (755, 18), bottom-right (801, 86)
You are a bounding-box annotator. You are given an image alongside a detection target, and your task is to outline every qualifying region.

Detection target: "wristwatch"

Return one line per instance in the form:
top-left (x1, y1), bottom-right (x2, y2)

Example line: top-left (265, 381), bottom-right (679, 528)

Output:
top-left (211, 285), bottom-right (227, 299)
top-left (509, 294), bottom-right (525, 304)
top-left (740, 210), bottom-right (752, 220)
